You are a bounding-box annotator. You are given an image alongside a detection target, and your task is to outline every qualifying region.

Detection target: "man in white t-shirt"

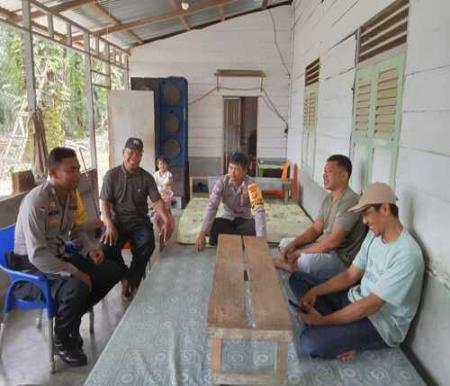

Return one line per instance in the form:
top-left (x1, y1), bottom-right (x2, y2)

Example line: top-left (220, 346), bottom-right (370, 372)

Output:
top-left (289, 183), bottom-right (424, 361)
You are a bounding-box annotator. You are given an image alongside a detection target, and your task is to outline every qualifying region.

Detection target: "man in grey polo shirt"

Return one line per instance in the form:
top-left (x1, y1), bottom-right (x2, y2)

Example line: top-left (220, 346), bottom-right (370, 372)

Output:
top-left (100, 137), bottom-right (173, 300)
top-left (274, 154), bottom-right (366, 280)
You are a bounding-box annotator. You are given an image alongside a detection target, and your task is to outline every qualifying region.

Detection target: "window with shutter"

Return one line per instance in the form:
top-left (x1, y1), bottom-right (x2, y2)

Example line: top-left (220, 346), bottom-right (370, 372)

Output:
top-left (351, 0), bottom-right (408, 190)
top-left (301, 59), bottom-right (319, 173)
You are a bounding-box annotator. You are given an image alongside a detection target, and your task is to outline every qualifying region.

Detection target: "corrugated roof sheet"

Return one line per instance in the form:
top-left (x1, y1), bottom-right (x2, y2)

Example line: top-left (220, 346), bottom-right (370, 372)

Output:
top-left (97, 0), bottom-right (173, 24)
top-left (0, 0), bottom-right (291, 48)
top-left (132, 18), bottom-right (184, 41)
top-left (185, 7), bottom-right (220, 28)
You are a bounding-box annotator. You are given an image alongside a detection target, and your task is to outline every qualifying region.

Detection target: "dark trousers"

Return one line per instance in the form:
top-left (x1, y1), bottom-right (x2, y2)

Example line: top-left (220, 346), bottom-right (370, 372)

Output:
top-left (289, 271), bottom-right (387, 358)
top-left (13, 253), bottom-right (122, 341)
top-left (52, 255), bottom-right (121, 339)
top-left (103, 216), bottom-right (155, 289)
top-left (209, 217), bottom-right (256, 245)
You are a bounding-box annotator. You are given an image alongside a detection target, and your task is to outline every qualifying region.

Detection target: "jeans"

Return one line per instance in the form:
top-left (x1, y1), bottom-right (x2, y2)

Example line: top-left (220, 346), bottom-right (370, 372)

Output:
top-left (289, 271), bottom-right (387, 358)
top-left (279, 237), bottom-right (347, 281)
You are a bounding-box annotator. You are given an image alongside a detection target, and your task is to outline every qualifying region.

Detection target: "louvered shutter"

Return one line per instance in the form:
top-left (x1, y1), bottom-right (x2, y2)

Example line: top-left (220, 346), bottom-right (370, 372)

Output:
top-left (354, 77), bottom-right (372, 134)
top-left (301, 59), bottom-right (320, 171)
top-left (374, 67), bottom-right (399, 137)
top-left (302, 84), bottom-right (318, 169)
top-left (358, 0), bottom-right (409, 64)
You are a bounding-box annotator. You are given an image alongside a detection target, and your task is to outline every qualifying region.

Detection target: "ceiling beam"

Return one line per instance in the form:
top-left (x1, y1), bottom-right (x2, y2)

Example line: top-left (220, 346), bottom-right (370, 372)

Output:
top-left (167, 0), bottom-right (190, 31)
top-left (14, 0), bottom-right (93, 22)
top-left (26, 0), bottom-right (129, 54)
top-left (1, 4), bottom-right (83, 48)
top-left (90, 0), bottom-right (239, 39)
top-left (262, 0), bottom-right (270, 9)
top-left (89, 3), bottom-right (144, 45)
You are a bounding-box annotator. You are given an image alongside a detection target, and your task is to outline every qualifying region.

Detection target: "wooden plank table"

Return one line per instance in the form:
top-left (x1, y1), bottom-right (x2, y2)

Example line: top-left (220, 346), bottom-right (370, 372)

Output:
top-left (207, 234), bottom-right (293, 385)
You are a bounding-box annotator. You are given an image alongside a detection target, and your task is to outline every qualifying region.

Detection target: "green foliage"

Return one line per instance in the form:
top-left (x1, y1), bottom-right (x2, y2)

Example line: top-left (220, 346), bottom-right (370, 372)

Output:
top-left (33, 38), bottom-right (88, 144)
top-left (66, 51), bottom-right (88, 137)
top-left (0, 28), bottom-right (26, 135)
top-left (0, 24), bottom-right (126, 178)
top-left (0, 27), bottom-right (91, 144)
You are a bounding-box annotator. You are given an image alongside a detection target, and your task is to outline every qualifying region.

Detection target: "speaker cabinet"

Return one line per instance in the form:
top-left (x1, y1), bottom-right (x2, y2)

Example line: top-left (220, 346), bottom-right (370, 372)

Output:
top-left (131, 76), bottom-right (189, 206)
top-left (159, 77), bottom-right (188, 166)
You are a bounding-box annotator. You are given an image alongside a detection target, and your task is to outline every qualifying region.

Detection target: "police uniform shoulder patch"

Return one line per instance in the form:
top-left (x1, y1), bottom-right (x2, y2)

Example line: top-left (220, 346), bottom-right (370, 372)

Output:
top-left (74, 189), bottom-right (88, 225)
top-left (247, 182), bottom-right (264, 210)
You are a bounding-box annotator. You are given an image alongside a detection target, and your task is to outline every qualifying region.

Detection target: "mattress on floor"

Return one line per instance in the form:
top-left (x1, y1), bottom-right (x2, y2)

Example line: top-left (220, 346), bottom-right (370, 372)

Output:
top-left (84, 243), bottom-right (425, 386)
top-left (176, 197), bottom-right (312, 244)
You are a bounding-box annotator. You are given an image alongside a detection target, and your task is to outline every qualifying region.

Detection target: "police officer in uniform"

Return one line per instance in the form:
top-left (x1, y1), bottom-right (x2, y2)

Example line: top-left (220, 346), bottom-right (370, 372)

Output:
top-left (100, 137), bottom-right (173, 301)
top-left (195, 152), bottom-right (267, 251)
top-left (14, 147), bottom-right (122, 366)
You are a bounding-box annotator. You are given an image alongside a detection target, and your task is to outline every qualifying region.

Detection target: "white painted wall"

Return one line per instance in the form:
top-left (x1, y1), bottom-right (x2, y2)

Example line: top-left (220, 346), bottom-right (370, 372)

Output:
top-left (397, 0), bottom-right (450, 286)
top-left (129, 6), bottom-right (291, 164)
top-left (288, 0), bottom-right (450, 382)
top-left (288, 0), bottom-right (450, 287)
top-left (288, 0), bottom-right (394, 176)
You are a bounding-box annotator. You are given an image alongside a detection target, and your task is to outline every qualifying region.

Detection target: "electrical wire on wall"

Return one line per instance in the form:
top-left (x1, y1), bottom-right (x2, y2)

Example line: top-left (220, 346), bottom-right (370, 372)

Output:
top-left (268, 8), bottom-right (291, 78)
top-left (188, 84), bottom-right (289, 135)
top-left (189, 7), bottom-right (291, 135)
top-left (261, 88), bottom-right (289, 134)
top-left (188, 86), bottom-right (216, 105)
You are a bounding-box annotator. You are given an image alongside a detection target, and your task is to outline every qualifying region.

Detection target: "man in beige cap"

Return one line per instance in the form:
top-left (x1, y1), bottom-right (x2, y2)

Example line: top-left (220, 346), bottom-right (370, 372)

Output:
top-left (288, 182), bottom-right (425, 361)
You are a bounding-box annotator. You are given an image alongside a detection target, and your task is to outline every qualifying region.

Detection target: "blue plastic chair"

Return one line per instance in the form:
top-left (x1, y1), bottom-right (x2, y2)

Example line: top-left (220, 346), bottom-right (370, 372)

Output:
top-left (0, 226), bottom-right (96, 372)
top-left (0, 224), bottom-right (56, 372)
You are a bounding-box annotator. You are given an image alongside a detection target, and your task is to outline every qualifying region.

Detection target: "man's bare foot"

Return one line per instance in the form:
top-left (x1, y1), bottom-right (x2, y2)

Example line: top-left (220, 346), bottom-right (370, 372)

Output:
top-left (121, 279), bottom-right (135, 302)
top-left (337, 350), bottom-right (356, 362)
top-left (273, 257), bottom-right (296, 272)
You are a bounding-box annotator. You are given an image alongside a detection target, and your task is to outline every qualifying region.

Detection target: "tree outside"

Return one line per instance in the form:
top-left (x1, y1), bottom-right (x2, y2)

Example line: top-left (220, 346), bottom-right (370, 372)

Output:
top-left (0, 23), bottom-right (126, 197)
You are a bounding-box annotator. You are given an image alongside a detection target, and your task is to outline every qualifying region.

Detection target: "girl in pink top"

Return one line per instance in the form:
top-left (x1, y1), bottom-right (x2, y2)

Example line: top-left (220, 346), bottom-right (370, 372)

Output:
top-left (152, 157), bottom-right (175, 248)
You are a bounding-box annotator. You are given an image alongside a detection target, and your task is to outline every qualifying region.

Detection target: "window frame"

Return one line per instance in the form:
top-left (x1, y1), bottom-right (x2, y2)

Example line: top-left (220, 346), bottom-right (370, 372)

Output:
top-left (350, 48), bottom-right (406, 189)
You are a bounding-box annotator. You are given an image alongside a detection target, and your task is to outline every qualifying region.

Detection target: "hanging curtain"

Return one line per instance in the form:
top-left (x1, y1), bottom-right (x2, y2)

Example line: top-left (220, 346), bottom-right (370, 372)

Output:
top-left (30, 108), bottom-right (48, 181)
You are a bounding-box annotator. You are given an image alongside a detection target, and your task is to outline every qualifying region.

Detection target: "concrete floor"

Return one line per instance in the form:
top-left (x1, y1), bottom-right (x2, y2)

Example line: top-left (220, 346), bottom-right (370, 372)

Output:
top-left (0, 280), bottom-right (128, 386)
top-left (0, 212), bottom-right (177, 386)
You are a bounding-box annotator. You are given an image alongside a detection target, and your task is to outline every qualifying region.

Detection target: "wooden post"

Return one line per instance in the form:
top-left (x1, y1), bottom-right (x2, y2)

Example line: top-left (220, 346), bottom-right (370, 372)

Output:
top-left (22, 0), bottom-right (37, 115)
top-left (84, 32), bottom-right (97, 170)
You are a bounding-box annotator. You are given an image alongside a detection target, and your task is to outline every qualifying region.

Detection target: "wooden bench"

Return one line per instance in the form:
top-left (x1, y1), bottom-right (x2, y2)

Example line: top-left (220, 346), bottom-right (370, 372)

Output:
top-left (207, 234), bottom-right (293, 385)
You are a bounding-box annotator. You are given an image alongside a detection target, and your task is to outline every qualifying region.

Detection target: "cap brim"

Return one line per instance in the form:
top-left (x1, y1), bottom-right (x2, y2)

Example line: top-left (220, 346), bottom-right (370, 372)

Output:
top-left (348, 203), bottom-right (370, 213)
